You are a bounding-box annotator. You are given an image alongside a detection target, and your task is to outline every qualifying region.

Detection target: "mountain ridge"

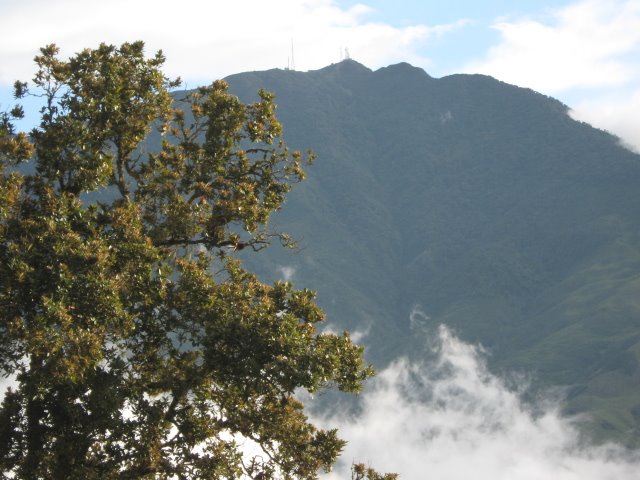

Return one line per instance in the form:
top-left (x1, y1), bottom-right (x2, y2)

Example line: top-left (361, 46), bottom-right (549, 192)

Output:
top-left (220, 60), bottom-right (640, 445)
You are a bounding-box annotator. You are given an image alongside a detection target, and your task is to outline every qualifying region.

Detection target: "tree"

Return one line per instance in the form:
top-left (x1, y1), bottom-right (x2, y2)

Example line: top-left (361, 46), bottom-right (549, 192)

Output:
top-left (0, 42), bottom-right (376, 479)
top-left (351, 463), bottom-right (398, 480)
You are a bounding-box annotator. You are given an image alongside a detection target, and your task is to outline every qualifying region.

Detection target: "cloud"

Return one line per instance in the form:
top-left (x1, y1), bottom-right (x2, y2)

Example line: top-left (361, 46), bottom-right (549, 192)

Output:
top-left (569, 88), bottom-right (640, 153)
top-left (0, 0), bottom-right (466, 86)
top-left (348, 324), bottom-right (371, 344)
top-left (409, 303), bottom-right (431, 330)
top-left (277, 265), bottom-right (296, 282)
top-left (464, 0), bottom-right (640, 93)
top-left (0, 374), bottom-right (18, 403)
top-left (463, 0), bottom-right (640, 153)
top-left (322, 321), bottom-right (371, 343)
top-left (313, 325), bottom-right (640, 480)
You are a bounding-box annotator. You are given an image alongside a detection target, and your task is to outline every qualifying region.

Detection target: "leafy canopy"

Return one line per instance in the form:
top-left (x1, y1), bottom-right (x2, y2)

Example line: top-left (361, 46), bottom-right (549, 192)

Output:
top-left (0, 42), bottom-right (376, 479)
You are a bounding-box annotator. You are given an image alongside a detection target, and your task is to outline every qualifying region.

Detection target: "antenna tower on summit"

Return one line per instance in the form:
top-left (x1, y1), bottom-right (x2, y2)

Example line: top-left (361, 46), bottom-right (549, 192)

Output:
top-left (285, 40), bottom-right (296, 71)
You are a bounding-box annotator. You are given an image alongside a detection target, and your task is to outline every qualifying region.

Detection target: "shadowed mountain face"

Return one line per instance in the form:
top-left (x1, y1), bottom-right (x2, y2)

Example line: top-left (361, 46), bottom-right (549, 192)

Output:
top-left (219, 60), bottom-right (640, 445)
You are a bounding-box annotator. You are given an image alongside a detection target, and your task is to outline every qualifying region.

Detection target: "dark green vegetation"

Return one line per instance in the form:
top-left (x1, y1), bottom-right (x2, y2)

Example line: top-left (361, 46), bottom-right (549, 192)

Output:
top-left (0, 44), bottom-right (381, 479)
top-left (222, 59), bottom-right (640, 446)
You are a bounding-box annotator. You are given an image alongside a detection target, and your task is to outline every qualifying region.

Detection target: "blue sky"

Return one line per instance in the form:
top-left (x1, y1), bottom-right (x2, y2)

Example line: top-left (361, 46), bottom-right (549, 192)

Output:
top-left (1, 0), bottom-right (638, 150)
top-left (335, 0), bottom-right (576, 73)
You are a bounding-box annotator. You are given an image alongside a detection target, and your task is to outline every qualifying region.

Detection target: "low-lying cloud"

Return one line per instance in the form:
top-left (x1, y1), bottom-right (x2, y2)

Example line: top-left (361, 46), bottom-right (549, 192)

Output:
top-left (315, 325), bottom-right (640, 479)
top-left (277, 265), bottom-right (296, 282)
top-left (4, 323), bottom-right (640, 478)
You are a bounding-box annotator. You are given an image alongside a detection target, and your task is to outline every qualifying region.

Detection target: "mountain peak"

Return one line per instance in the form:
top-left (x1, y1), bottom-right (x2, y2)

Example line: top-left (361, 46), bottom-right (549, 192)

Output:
top-left (375, 62), bottom-right (433, 79)
top-left (224, 60), bottom-right (640, 446)
top-left (318, 58), bottom-right (372, 75)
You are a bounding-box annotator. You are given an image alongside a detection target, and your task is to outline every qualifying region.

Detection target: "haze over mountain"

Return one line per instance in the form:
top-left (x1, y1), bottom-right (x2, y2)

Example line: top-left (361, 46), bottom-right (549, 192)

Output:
top-left (213, 59), bottom-right (640, 446)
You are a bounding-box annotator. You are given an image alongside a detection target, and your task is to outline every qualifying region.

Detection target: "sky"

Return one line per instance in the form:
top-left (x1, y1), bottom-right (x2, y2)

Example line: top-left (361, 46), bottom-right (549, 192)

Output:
top-left (0, 0), bottom-right (639, 150)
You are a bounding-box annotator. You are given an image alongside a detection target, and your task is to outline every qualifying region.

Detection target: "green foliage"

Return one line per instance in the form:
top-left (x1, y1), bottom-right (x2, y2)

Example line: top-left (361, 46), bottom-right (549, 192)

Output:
top-left (351, 463), bottom-right (398, 480)
top-left (0, 43), bottom-right (374, 479)
top-left (0, 104), bottom-right (33, 163)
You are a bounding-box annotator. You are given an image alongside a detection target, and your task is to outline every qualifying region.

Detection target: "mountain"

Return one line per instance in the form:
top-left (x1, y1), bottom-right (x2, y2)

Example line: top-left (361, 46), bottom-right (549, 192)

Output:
top-left (216, 59), bottom-right (640, 445)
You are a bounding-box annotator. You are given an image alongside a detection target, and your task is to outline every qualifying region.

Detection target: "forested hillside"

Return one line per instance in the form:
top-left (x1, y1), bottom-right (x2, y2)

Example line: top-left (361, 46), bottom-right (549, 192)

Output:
top-left (218, 59), bottom-right (640, 445)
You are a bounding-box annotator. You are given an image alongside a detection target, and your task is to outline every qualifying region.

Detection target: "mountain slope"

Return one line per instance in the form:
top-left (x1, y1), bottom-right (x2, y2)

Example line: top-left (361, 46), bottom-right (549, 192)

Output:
top-left (220, 60), bottom-right (640, 445)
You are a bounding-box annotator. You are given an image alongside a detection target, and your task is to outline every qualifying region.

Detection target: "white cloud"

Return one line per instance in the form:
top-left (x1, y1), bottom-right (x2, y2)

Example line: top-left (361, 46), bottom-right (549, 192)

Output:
top-left (314, 325), bottom-right (640, 480)
top-left (0, 373), bottom-right (18, 403)
top-left (0, 0), bottom-right (465, 86)
top-left (320, 320), bottom-right (370, 343)
top-left (348, 325), bottom-right (370, 344)
top-left (277, 265), bottom-right (296, 282)
top-left (464, 0), bottom-right (640, 93)
top-left (463, 0), bottom-right (640, 153)
top-left (569, 88), bottom-right (640, 153)
top-left (409, 303), bottom-right (430, 330)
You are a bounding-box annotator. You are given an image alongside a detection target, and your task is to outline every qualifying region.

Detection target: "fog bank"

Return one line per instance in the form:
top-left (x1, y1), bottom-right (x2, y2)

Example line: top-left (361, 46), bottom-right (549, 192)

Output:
top-left (317, 326), bottom-right (640, 480)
